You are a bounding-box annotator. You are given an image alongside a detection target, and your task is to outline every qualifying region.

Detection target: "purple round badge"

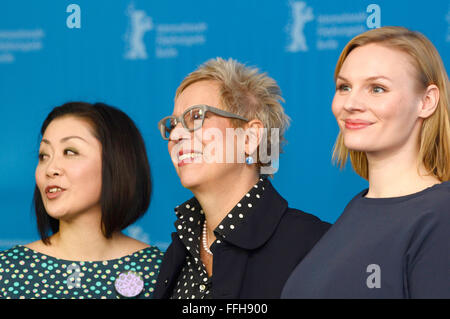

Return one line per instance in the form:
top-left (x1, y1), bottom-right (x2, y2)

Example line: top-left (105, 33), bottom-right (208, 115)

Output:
top-left (114, 271), bottom-right (144, 298)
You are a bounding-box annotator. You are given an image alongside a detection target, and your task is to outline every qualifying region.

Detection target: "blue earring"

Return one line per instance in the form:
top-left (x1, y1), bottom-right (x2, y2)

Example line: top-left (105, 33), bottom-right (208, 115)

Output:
top-left (245, 156), bottom-right (254, 165)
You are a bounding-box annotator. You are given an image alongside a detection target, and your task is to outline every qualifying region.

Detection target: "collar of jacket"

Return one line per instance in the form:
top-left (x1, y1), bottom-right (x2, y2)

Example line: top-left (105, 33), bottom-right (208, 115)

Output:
top-left (175, 178), bottom-right (288, 251)
top-left (220, 179), bottom-right (288, 250)
top-left (154, 179), bottom-right (289, 299)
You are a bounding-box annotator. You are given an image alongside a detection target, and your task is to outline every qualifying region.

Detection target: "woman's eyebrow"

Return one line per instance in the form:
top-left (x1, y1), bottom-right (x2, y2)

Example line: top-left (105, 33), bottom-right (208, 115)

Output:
top-left (336, 75), bottom-right (392, 82)
top-left (41, 136), bottom-right (88, 144)
top-left (365, 75), bottom-right (392, 82)
top-left (336, 75), bottom-right (349, 82)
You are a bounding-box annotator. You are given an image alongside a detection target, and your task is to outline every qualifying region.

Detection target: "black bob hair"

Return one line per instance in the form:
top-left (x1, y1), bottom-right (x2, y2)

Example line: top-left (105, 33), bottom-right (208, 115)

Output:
top-left (34, 102), bottom-right (152, 244)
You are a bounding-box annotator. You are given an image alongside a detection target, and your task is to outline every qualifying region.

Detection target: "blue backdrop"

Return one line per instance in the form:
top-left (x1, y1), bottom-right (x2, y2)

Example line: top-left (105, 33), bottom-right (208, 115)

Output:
top-left (0, 0), bottom-right (448, 251)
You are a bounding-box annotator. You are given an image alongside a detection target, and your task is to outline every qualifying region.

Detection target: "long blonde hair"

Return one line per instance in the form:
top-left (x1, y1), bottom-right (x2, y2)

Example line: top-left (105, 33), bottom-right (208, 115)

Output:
top-left (332, 26), bottom-right (450, 181)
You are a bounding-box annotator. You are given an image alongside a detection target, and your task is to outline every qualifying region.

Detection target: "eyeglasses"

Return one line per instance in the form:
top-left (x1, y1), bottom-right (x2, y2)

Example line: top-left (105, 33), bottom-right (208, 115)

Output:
top-left (158, 104), bottom-right (249, 140)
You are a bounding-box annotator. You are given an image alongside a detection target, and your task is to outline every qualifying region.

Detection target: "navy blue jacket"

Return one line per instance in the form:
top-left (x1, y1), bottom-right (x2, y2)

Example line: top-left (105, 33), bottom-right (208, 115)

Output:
top-left (154, 181), bottom-right (330, 299)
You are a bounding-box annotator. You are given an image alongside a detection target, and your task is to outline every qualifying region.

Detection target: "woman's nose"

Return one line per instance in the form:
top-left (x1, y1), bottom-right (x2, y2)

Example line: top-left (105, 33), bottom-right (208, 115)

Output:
top-left (169, 122), bottom-right (191, 142)
top-left (45, 157), bottom-right (63, 177)
top-left (343, 90), bottom-right (367, 112)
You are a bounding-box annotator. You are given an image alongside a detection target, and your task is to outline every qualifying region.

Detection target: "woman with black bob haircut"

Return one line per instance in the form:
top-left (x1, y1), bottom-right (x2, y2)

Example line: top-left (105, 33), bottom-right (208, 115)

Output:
top-left (0, 102), bottom-right (163, 299)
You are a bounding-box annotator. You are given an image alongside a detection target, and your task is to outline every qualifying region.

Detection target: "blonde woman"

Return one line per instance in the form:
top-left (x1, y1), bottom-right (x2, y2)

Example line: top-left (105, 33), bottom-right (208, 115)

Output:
top-left (282, 27), bottom-right (450, 298)
top-left (154, 58), bottom-right (330, 299)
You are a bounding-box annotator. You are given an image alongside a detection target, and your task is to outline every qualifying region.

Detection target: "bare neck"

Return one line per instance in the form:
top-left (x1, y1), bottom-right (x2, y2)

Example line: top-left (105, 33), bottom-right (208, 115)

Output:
top-left (28, 208), bottom-right (141, 261)
top-left (365, 147), bottom-right (440, 198)
top-left (192, 168), bottom-right (259, 233)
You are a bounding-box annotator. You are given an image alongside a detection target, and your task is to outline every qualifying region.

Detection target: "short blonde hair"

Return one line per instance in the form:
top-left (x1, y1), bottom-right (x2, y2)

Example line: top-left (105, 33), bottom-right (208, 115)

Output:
top-left (175, 57), bottom-right (291, 173)
top-left (332, 26), bottom-right (450, 181)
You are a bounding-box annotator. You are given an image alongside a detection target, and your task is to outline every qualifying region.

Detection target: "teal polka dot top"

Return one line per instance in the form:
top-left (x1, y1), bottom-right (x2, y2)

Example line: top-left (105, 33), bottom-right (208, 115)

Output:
top-left (0, 245), bottom-right (163, 299)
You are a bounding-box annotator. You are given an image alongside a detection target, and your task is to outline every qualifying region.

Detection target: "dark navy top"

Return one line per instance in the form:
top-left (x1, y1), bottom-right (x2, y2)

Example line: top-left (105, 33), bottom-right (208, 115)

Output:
top-left (282, 181), bottom-right (450, 299)
top-left (170, 177), bottom-right (268, 299)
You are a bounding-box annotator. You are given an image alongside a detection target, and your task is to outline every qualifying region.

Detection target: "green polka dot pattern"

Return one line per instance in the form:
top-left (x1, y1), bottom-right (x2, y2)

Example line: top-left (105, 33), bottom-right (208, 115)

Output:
top-left (0, 245), bottom-right (163, 299)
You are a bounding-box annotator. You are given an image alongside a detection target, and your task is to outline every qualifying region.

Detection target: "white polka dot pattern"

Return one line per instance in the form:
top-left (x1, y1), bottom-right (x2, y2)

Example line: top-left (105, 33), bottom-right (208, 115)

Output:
top-left (170, 177), bottom-right (267, 299)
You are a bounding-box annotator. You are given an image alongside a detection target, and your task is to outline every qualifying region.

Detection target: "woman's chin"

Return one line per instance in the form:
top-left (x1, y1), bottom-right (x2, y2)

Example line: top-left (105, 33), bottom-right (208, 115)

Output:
top-left (45, 211), bottom-right (65, 220)
top-left (179, 175), bottom-right (202, 191)
top-left (343, 136), bottom-right (374, 153)
top-left (177, 169), bottom-right (208, 191)
top-left (44, 205), bottom-right (71, 221)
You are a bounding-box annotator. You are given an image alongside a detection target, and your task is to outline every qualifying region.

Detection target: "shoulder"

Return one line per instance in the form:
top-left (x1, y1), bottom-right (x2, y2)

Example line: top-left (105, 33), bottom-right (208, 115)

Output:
top-left (120, 236), bottom-right (164, 257)
top-left (404, 183), bottom-right (450, 273)
top-left (126, 244), bottom-right (164, 269)
top-left (425, 181), bottom-right (450, 212)
top-left (116, 235), bottom-right (164, 261)
top-left (403, 182), bottom-right (450, 226)
top-left (255, 208), bottom-right (331, 270)
top-left (142, 245), bottom-right (165, 258)
top-left (263, 180), bottom-right (331, 232)
top-left (0, 245), bottom-right (29, 288)
top-left (22, 240), bottom-right (51, 255)
top-left (283, 208), bottom-right (331, 230)
top-left (0, 245), bottom-right (27, 261)
top-left (277, 208), bottom-right (331, 244)
top-left (416, 182), bottom-right (450, 229)
top-left (121, 236), bottom-right (151, 251)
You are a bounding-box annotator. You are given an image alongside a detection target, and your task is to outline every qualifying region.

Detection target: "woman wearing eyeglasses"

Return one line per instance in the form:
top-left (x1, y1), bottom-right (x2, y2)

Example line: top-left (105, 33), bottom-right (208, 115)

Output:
top-left (153, 58), bottom-right (330, 299)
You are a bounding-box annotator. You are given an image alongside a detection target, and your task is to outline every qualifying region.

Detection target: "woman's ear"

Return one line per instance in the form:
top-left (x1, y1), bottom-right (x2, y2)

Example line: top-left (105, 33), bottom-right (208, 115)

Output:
top-left (418, 84), bottom-right (439, 119)
top-left (244, 119), bottom-right (264, 156)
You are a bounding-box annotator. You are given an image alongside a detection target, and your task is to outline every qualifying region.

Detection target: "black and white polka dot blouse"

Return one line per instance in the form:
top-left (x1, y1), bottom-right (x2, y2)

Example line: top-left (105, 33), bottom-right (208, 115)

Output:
top-left (170, 177), bottom-right (268, 299)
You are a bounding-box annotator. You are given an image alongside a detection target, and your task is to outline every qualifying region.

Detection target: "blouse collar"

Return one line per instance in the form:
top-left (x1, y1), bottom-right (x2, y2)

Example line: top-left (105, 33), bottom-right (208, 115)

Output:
top-left (173, 176), bottom-right (287, 254)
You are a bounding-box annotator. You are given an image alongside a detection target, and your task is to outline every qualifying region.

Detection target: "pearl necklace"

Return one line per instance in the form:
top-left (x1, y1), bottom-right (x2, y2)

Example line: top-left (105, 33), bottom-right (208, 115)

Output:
top-left (202, 220), bottom-right (213, 255)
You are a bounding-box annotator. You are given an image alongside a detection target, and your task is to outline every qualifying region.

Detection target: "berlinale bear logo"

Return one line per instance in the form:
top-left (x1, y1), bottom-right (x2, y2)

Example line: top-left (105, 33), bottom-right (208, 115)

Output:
top-left (124, 3), bottom-right (153, 60)
top-left (286, 1), bottom-right (314, 52)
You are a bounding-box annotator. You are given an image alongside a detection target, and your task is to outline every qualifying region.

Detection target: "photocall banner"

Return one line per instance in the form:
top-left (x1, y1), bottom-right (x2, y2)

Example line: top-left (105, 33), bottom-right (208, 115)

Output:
top-left (0, 0), bottom-right (448, 250)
